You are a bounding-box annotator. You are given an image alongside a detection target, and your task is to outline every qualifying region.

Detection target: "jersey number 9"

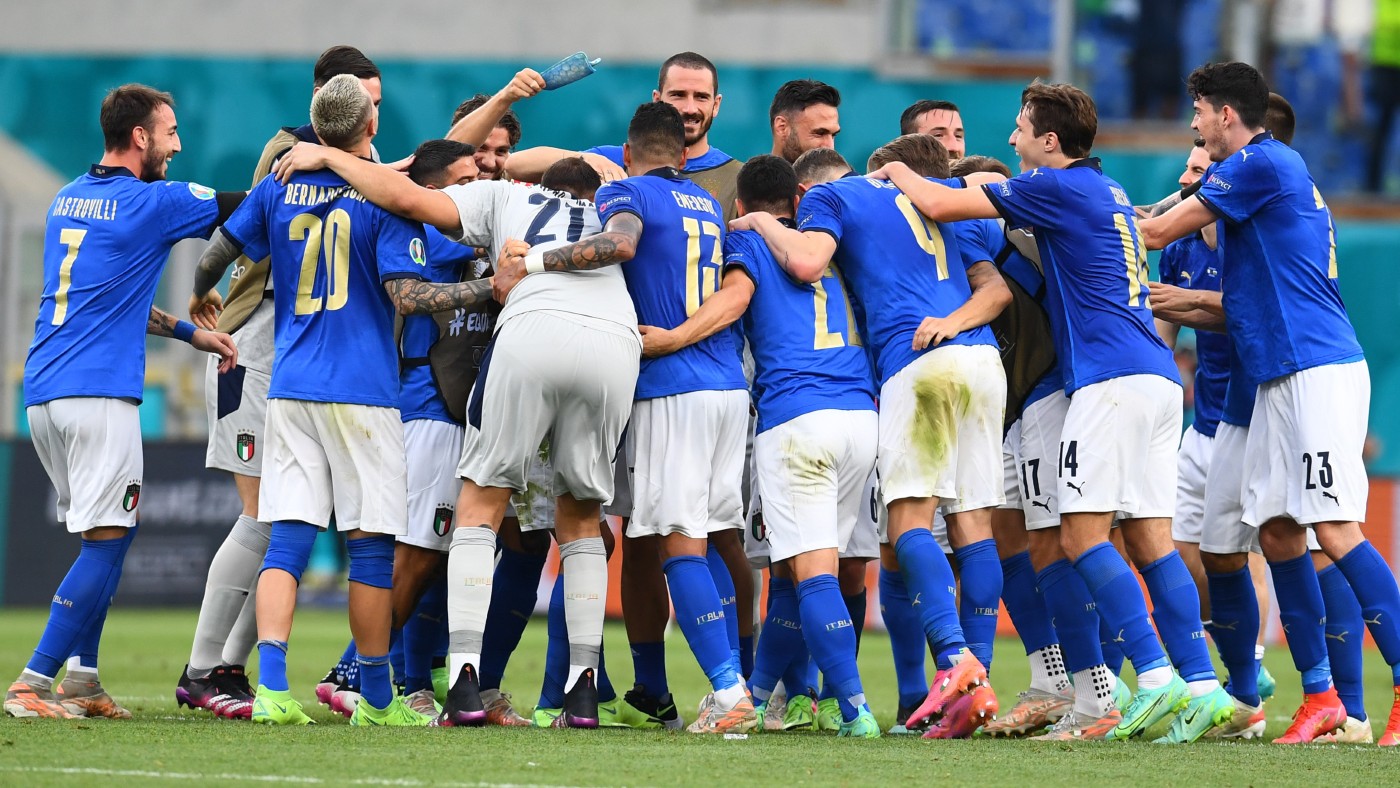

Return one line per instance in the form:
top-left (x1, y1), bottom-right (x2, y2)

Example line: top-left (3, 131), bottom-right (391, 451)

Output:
top-left (895, 194), bottom-right (950, 280)
top-left (291, 209), bottom-right (351, 315)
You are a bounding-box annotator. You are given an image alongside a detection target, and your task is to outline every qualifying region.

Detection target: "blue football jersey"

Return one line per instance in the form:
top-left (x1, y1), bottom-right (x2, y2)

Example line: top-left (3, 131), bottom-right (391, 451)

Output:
top-left (798, 176), bottom-right (994, 387)
top-left (955, 217), bottom-right (1063, 411)
top-left (1219, 344), bottom-right (1256, 428)
top-left (1157, 233), bottom-right (1230, 436)
top-left (983, 160), bottom-right (1180, 394)
top-left (1196, 133), bottom-right (1363, 386)
top-left (597, 169), bottom-right (747, 399)
top-left (24, 166), bottom-right (221, 407)
top-left (728, 224), bottom-right (876, 433)
top-left (225, 170), bottom-right (427, 408)
top-left (586, 145), bottom-right (734, 174)
top-left (398, 227), bottom-right (478, 423)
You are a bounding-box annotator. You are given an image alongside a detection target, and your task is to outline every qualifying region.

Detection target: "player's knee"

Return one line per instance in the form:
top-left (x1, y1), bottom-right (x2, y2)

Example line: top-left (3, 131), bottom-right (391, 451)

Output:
top-left (837, 558), bottom-right (868, 595)
top-left (1200, 550), bottom-right (1248, 575)
top-left (1258, 519), bottom-right (1307, 561)
top-left (599, 520), bottom-right (616, 558)
top-left (346, 534), bottom-right (396, 589)
top-left (261, 520), bottom-right (320, 583)
top-left (516, 528), bottom-right (552, 557)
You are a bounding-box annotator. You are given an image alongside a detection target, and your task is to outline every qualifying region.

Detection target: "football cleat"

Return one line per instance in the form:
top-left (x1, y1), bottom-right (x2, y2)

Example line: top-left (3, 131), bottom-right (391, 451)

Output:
top-left (55, 676), bottom-right (131, 719)
top-left (250, 687), bottom-right (314, 725)
top-left (1274, 688), bottom-right (1347, 744)
top-left (403, 688), bottom-right (441, 718)
top-left (816, 697), bottom-right (842, 732)
top-left (598, 697), bottom-right (627, 728)
top-left (176, 665), bottom-right (253, 719)
top-left (532, 706), bottom-right (562, 727)
top-left (4, 680), bottom-right (76, 719)
top-left (686, 692), bottom-right (758, 734)
top-left (433, 665), bottom-right (486, 727)
top-left (552, 669), bottom-right (599, 729)
top-left (314, 667), bottom-right (344, 708)
top-left (1257, 665), bottom-right (1277, 702)
top-left (981, 688), bottom-right (1070, 737)
top-left (924, 684), bottom-right (999, 739)
top-left (1109, 673), bottom-right (1189, 741)
top-left (1315, 715), bottom-right (1373, 744)
top-left (904, 652), bottom-right (988, 730)
top-left (614, 684), bottom-right (684, 730)
top-left (351, 694), bottom-right (432, 727)
top-left (481, 688), bottom-right (531, 727)
top-left (431, 665), bottom-right (450, 706)
top-left (782, 694), bottom-right (816, 731)
top-left (1204, 698), bottom-right (1267, 740)
top-left (888, 702), bottom-right (931, 735)
top-left (1152, 686), bottom-right (1236, 744)
top-left (837, 706), bottom-right (881, 739)
top-left (1379, 686), bottom-right (1400, 746)
top-left (1029, 708), bottom-right (1121, 741)
top-left (759, 693), bottom-right (788, 731)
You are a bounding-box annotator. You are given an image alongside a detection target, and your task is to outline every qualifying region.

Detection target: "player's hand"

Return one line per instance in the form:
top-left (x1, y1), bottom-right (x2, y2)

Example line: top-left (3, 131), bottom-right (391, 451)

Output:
top-left (499, 68), bottom-right (546, 103)
top-left (383, 154), bottom-right (415, 173)
top-left (728, 211), bottom-right (771, 233)
top-left (1146, 281), bottom-right (1195, 315)
top-left (913, 316), bottom-right (961, 350)
top-left (638, 325), bottom-right (682, 357)
top-left (581, 152), bottom-right (626, 183)
top-left (195, 330), bottom-right (239, 373)
top-left (273, 142), bottom-right (332, 184)
top-left (866, 161), bottom-right (912, 182)
top-left (492, 238), bottom-right (530, 303)
top-left (189, 290), bottom-right (224, 330)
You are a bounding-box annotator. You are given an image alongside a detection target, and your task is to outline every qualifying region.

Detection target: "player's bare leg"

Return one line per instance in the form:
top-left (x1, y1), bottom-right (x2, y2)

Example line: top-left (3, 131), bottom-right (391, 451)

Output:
top-left (617, 529), bottom-right (680, 726)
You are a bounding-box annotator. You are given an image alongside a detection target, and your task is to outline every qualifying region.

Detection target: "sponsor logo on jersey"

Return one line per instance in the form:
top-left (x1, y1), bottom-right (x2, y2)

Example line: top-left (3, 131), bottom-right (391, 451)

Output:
top-left (236, 431), bottom-right (256, 463)
top-left (409, 237), bottom-right (427, 266)
top-left (122, 480), bottom-right (142, 512)
top-left (189, 183), bottom-right (216, 200)
top-left (433, 504), bottom-right (454, 537)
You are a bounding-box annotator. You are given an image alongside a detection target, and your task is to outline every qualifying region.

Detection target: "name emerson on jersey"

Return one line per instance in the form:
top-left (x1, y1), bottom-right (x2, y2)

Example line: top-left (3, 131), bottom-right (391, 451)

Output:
top-left (599, 187), bottom-right (719, 218)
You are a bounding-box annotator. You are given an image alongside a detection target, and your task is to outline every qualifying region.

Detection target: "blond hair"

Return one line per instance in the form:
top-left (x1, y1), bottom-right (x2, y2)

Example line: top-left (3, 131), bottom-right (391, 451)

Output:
top-left (311, 73), bottom-right (373, 150)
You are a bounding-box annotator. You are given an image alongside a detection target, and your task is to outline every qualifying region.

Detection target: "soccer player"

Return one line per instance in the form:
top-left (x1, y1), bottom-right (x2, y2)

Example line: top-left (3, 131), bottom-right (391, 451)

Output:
top-left (1140, 61), bottom-right (1400, 746)
top-left (180, 45), bottom-right (385, 720)
top-left (871, 82), bottom-right (1228, 742)
top-left (724, 154), bottom-right (881, 738)
top-left (899, 100), bottom-right (966, 159)
top-left (195, 75), bottom-right (495, 727)
top-left (274, 104), bottom-right (642, 733)
top-left (768, 80), bottom-right (841, 163)
top-left (732, 131), bottom-right (1007, 738)
top-left (5, 84), bottom-right (240, 719)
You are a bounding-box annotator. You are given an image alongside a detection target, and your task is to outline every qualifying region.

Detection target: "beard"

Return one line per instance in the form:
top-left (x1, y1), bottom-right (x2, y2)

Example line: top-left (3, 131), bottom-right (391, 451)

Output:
top-left (682, 112), bottom-right (714, 147)
top-left (139, 145), bottom-right (169, 182)
top-left (781, 131), bottom-right (805, 164)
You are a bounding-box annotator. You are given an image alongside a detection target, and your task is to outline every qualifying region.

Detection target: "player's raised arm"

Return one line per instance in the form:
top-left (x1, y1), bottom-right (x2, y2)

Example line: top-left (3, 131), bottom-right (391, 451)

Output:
top-left (1138, 195), bottom-right (1218, 250)
top-left (727, 211), bottom-right (832, 283)
top-left (868, 161), bottom-right (1001, 223)
top-left (640, 267), bottom-right (754, 357)
top-left (504, 147), bottom-right (626, 184)
top-left (445, 68), bottom-right (545, 147)
top-left (273, 142), bottom-right (464, 234)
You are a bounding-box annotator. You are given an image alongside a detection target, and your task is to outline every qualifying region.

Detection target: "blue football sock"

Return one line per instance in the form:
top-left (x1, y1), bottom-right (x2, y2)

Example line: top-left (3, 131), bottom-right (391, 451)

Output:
top-left (1141, 550), bottom-right (1215, 683)
top-left (389, 633), bottom-right (405, 692)
top-left (478, 545), bottom-right (547, 691)
top-left (750, 576), bottom-right (804, 699)
top-left (706, 544), bottom-right (742, 672)
top-left (1036, 559), bottom-right (1105, 673)
top-left (1000, 551), bottom-right (1057, 656)
top-left (257, 639), bottom-right (289, 692)
top-left (879, 567), bottom-right (930, 708)
top-left (1205, 566), bottom-right (1261, 706)
top-left (28, 536), bottom-right (128, 678)
top-left (893, 529), bottom-right (965, 664)
top-left (539, 573), bottom-right (568, 709)
top-left (664, 555), bottom-right (739, 691)
top-left (739, 634), bottom-right (755, 678)
top-left (953, 539), bottom-right (1003, 671)
top-left (1098, 616), bottom-right (1125, 675)
top-left (70, 526), bottom-right (137, 670)
top-left (357, 653), bottom-right (392, 710)
top-left (1270, 554), bottom-right (1332, 694)
top-left (403, 579), bottom-right (447, 695)
top-left (1333, 541), bottom-right (1400, 683)
top-left (1319, 563), bottom-right (1367, 720)
top-left (596, 642), bottom-right (616, 703)
top-left (630, 641), bottom-right (668, 697)
top-left (1073, 543), bottom-right (1169, 674)
top-left (844, 589), bottom-right (868, 654)
top-left (798, 574), bottom-right (866, 723)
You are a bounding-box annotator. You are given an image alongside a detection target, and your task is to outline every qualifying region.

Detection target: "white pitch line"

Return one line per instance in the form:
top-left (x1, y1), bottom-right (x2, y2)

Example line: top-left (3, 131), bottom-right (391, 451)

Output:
top-left (0, 766), bottom-right (590, 788)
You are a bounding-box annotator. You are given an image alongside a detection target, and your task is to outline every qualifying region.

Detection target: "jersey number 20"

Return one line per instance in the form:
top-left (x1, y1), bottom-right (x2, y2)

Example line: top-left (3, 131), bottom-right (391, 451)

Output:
top-left (291, 209), bottom-right (351, 315)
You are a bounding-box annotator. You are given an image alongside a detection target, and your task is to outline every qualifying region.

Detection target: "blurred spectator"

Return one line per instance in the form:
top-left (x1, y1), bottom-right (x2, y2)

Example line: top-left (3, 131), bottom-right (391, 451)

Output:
top-left (1131, 1), bottom-right (1187, 119)
top-left (1369, 0), bottom-right (1400, 191)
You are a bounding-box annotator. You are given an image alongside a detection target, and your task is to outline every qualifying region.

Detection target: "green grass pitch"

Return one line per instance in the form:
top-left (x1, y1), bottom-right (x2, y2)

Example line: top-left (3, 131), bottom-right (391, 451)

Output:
top-left (1, 607), bottom-right (1398, 786)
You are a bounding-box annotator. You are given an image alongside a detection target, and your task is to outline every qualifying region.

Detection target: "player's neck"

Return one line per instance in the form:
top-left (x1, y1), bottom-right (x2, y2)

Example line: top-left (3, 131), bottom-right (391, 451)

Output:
top-left (685, 136), bottom-right (711, 160)
top-left (629, 156), bottom-right (683, 177)
top-left (97, 149), bottom-right (144, 176)
top-left (1222, 127), bottom-right (1267, 158)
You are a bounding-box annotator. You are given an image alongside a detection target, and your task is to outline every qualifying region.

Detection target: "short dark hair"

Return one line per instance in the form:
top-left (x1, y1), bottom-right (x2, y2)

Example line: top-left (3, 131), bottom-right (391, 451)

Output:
top-left (769, 80), bottom-right (841, 124)
top-left (1020, 81), bottom-right (1097, 159)
top-left (541, 157), bottom-right (603, 200)
top-left (100, 84), bottom-right (174, 152)
top-left (658, 51), bottom-right (719, 93)
top-left (793, 147), bottom-right (852, 184)
top-left (626, 101), bottom-right (686, 163)
top-left (899, 99), bottom-right (960, 135)
top-left (450, 94), bottom-right (523, 147)
top-left (1266, 92), bottom-right (1296, 145)
top-left (867, 134), bottom-right (950, 178)
top-left (1186, 62), bottom-right (1270, 130)
top-left (950, 154), bottom-right (1013, 180)
top-left (406, 139), bottom-right (477, 187)
top-left (737, 155), bottom-right (799, 216)
top-left (313, 45), bottom-right (380, 88)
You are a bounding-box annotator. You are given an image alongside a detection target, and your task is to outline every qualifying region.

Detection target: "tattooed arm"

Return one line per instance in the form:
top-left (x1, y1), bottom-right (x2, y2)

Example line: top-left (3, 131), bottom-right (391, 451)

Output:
top-left (148, 306), bottom-right (239, 371)
top-left (492, 215), bottom-right (643, 302)
top-left (384, 276), bottom-right (495, 316)
top-left (147, 306), bottom-right (181, 337)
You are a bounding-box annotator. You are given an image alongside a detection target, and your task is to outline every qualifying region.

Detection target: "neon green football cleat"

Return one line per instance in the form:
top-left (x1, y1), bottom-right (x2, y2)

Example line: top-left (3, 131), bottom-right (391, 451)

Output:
top-left (783, 694), bottom-right (816, 730)
top-left (816, 697), bottom-right (842, 731)
top-left (350, 694), bottom-right (432, 727)
top-left (431, 666), bottom-right (449, 706)
top-left (532, 706), bottom-right (562, 727)
top-left (1109, 673), bottom-right (1189, 741)
top-left (597, 697), bottom-right (628, 728)
top-left (837, 707), bottom-right (882, 739)
top-left (1112, 675), bottom-right (1132, 712)
top-left (1152, 686), bottom-right (1236, 744)
top-left (251, 687), bottom-right (315, 726)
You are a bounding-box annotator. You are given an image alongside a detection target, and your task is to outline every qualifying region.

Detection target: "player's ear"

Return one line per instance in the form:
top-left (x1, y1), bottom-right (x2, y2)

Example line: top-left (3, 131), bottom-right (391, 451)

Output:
top-left (651, 89), bottom-right (662, 103)
top-left (713, 92), bottom-right (722, 118)
top-left (622, 143), bottom-right (632, 170)
top-left (790, 194), bottom-right (800, 215)
top-left (677, 146), bottom-right (688, 169)
top-left (132, 125), bottom-right (149, 152)
top-left (735, 197), bottom-right (747, 217)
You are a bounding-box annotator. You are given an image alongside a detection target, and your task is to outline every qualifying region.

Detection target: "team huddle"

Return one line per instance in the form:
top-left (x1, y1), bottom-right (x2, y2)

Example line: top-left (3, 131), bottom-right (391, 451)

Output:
top-left (7, 43), bottom-right (1400, 745)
